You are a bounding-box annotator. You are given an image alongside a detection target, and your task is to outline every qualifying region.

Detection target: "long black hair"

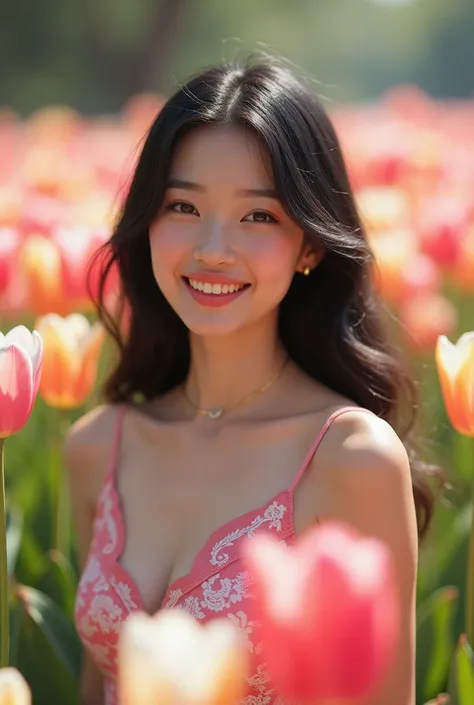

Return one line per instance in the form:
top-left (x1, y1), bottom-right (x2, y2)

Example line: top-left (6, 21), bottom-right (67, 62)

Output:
top-left (91, 57), bottom-right (436, 537)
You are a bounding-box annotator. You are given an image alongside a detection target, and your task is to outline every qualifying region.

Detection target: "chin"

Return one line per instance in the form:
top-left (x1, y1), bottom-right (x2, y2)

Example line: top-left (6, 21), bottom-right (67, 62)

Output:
top-left (181, 314), bottom-right (251, 338)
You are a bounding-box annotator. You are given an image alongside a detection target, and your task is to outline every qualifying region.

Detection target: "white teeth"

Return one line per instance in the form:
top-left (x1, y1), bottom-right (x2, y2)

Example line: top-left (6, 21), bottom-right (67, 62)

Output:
top-left (187, 279), bottom-right (245, 295)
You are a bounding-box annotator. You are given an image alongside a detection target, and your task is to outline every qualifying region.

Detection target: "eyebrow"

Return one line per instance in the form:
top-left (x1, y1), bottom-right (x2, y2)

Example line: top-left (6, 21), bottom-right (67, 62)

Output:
top-left (166, 178), bottom-right (278, 200)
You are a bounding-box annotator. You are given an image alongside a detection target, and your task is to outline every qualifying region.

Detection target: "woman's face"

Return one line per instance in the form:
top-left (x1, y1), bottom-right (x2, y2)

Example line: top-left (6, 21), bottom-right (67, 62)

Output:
top-left (149, 124), bottom-right (314, 337)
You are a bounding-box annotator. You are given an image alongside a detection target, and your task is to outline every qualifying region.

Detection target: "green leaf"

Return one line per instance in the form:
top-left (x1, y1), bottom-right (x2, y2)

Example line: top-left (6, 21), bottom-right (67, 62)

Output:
top-left (11, 599), bottom-right (80, 705)
top-left (417, 586), bottom-right (459, 702)
top-left (35, 550), bottom-right (77, 618)
top-left (6, 505), bottom-right (23, 578)
top-left (16, 585), bottom-right (81, 681)
top-left (448, 636), bottom-right (474, 705)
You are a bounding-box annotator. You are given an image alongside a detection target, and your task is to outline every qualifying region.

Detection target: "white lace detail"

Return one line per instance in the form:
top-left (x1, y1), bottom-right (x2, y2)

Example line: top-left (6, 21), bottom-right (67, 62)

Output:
top-left (200, 572), bottom-right (250, 612)
top-left (180, 595), bottom-right (206, 620)
top-left (95, 482), bottom-right (118, 555)
top-left (110, 576), bottom-right (138, 611)
top-left (210, 502), bottom-right (286, 567)
top-left (163, 588), bottom-right (183, 608)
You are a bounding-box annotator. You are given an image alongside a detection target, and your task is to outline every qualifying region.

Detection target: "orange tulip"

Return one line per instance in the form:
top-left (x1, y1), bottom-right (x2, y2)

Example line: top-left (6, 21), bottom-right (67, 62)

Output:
top-left (20, 226), bottom-right (108, 316)
top-left (0, 668), bottom-right (31, 705)
top-left (436, 332), bottom-right (474, 437)
top-left (35, 313), bottom-right (104, 409)
top-left (119, 610), bottom-right (247, 705)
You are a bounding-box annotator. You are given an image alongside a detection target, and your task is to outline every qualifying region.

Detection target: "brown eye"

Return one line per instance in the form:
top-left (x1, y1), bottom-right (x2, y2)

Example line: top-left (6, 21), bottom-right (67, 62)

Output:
top-left (243, 211), bottom-right (278, 224)
top-left (168, 201), bottom-right (199, 216)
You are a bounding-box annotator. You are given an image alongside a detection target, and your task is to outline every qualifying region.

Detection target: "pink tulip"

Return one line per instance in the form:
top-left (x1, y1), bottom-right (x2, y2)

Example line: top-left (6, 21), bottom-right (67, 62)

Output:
top-left (242, 522), bottom-right (399, 704)
top-left (0, 228), bottom-right (19, 297)
top-left (0, 326), bottom-right (43, 438)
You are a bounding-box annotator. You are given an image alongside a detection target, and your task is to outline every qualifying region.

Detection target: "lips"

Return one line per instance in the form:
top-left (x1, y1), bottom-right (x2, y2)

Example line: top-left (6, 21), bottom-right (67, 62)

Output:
top-left (182, 274), bottom-right (250, 307)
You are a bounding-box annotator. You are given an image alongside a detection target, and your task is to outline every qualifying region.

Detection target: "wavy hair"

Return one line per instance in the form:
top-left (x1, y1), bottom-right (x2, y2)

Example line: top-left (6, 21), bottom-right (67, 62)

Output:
top-left (90, 58), bottom-right (436, 537)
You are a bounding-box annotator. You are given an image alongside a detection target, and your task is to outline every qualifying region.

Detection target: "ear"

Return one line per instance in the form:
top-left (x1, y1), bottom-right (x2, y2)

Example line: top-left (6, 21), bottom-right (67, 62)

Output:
top-left (296, 243), bottom-right (324, 275)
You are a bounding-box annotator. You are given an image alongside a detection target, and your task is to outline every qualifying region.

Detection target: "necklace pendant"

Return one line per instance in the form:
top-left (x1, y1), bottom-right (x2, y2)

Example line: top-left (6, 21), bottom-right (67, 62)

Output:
top-left (206, 408), bottom-right (224, 420)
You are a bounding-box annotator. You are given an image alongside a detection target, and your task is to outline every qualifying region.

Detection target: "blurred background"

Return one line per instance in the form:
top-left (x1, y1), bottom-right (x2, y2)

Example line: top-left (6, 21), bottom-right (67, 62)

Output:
top-left (1, 1), bottom-right (474, 704)
top-left (2, 0), bottom-right (474, 115)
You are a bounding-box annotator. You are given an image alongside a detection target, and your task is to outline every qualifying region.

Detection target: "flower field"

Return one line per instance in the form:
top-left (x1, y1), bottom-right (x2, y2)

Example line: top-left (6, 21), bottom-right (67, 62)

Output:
top-left (0, 86), bottom-right (473, 704)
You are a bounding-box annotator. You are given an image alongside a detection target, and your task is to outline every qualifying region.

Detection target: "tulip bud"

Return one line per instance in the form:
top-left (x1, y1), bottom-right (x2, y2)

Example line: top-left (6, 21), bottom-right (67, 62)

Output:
top-left (35, 313), bottom-right (104, 409)
top-left (119, 609), bottom-right (248, 705)
top-left (0, 668), bottom-right (31, 705)
top-left (0, 326), bottom-right (43, 438)
top-left (435, 332), bottom-right (474, 437)
top-left (242, 522), bottom-right (400, 704)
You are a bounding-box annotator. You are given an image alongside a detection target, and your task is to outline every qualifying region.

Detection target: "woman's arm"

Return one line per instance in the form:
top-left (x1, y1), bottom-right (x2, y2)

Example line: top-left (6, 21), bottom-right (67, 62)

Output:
top-left (65, 406), bottom-right (117, 705)
top-left (313, 411), bottom-right (418, 705)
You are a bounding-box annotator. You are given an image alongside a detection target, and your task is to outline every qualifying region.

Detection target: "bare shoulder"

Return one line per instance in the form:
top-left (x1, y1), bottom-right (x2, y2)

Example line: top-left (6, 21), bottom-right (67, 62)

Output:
top-left (312, 408), bottom-right (418, 547)
top-left (64, 404), bottom-right (122, 508)
top-left (319, 408), bottom-right (411, 482)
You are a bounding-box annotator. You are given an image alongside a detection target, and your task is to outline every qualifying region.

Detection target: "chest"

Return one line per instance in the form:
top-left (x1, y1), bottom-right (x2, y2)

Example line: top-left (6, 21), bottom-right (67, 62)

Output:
top-left (102, 416), bottom-right (327, 616)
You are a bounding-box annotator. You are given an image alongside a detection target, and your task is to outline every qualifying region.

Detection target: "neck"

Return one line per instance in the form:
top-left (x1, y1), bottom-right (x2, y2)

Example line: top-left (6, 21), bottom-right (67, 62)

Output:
top-left (184, 316), bottom-right (287, 413)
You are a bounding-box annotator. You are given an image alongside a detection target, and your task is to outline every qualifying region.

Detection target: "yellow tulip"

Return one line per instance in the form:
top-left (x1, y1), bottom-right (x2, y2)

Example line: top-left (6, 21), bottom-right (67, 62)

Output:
top-left (35, 313), bottom-right (104, 409)
top-left (119, 610), bottom-right (248, 705)
top-left (0, 668), bottom-right (31, 705)
top-left (435, 332), bottom-right (474, 437)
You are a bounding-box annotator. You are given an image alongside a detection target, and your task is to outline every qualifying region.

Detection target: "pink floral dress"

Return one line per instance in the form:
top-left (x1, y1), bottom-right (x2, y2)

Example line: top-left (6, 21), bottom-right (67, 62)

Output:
top-left (75, 405), bottom-right (363, 704)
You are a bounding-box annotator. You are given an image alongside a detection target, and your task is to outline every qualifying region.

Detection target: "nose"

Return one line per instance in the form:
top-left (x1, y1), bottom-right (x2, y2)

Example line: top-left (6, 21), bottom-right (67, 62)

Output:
top-left (194, 219), bottom-right (236, 267)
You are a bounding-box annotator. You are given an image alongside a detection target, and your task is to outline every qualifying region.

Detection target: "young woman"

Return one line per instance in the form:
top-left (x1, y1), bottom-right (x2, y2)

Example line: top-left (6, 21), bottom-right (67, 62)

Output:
top-left (66, 58), bottom-right (433, 705)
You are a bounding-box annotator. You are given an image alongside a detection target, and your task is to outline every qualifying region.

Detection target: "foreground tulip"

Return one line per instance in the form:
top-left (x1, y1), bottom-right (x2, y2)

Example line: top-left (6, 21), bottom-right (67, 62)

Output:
top-left (0, 326), bottom-right (43, 438)
top-left (0, 668), bottom-right (31, 705)
top-left (35, 313), bottom-right (104, 409)
top-left (0, 326), bottom-right (43, 667)
top-left (243, 522), bottom-right (399, 703)
top-left (435, 332), bottom-right (474, 437)
top-left (118, 609), bottom-right (248, 705)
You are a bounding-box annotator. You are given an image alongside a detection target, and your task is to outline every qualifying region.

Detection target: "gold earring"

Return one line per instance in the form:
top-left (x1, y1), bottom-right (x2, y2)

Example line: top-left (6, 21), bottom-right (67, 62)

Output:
top-left (303, 266), bottom-right (310, 276)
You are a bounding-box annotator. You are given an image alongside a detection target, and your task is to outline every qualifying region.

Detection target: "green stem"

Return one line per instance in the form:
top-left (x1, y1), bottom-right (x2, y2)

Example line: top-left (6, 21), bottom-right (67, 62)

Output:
top-left (465, 437), bottom-right (474, 645)
top-left (0, 438), bottom-right (9, 666)
top-left (51, 410), bottom-right (71, 557)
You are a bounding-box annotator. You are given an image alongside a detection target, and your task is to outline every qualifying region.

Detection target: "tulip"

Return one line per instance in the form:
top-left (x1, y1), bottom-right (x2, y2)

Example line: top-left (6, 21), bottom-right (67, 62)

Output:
top-left (20, 226), bottom-right (109, 316)
top-left (0, 326), bottom-right (43, 438)
top-left (242, 522), bottom-right (399, 704)
top-left (0, 229), bottom-right (19, 298)
top-left (118, 609), bottom-right (248, 705)
top-left (35, 313), bottom-right (104, 410)
top-left (0, 326), bottom-right (43, 667)
top-left (0, 668), bottom-right (31, 705)
top-left (435, 332), bottom-right (474, 437)
top-left (400, 294), bottom-right (457, 354)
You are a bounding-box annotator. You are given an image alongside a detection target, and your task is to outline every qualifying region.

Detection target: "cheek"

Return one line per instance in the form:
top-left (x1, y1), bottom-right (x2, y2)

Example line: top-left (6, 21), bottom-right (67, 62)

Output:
top-left (246, 233), bottom-right (301, 283)
top-left (149, 223), bottom-right (188, 279)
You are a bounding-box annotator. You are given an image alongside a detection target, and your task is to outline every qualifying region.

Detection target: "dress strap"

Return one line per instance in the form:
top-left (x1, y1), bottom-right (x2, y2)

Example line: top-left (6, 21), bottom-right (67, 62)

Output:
top-left (107, 405), bottom-right (127, 479)
top-left (288, 406), bottom-right (374, 492)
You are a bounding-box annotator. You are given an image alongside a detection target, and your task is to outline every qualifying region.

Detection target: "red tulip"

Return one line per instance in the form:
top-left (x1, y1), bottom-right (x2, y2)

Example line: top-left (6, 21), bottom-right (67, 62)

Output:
top-left (243, 522), bottom-right (399, 704)
top-left (417, 196), bottom-right (468, 270)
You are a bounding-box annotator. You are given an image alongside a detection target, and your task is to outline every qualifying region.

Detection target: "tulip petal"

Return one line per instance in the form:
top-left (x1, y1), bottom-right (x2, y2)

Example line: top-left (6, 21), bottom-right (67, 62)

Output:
top-left (0, 343), bottom-right (34, 437)
top-left (452, 337), bottom-right (474, 436)
top-left (0, 667), bottom-right (31, 705)
top-left (35, 313), bottom-right (103, 409)
top-left (119, 610), bottom-right (247, 705)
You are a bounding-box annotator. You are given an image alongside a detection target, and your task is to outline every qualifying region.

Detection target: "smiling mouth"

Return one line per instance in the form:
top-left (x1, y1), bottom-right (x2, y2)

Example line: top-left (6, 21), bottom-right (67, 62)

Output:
top-left (183, 277), bottom-right (251, 296)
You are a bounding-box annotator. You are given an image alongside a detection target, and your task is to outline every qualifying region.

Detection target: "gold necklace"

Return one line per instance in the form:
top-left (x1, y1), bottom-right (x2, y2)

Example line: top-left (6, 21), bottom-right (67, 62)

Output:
top-left (182, 358), bottom-right (288, 420)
